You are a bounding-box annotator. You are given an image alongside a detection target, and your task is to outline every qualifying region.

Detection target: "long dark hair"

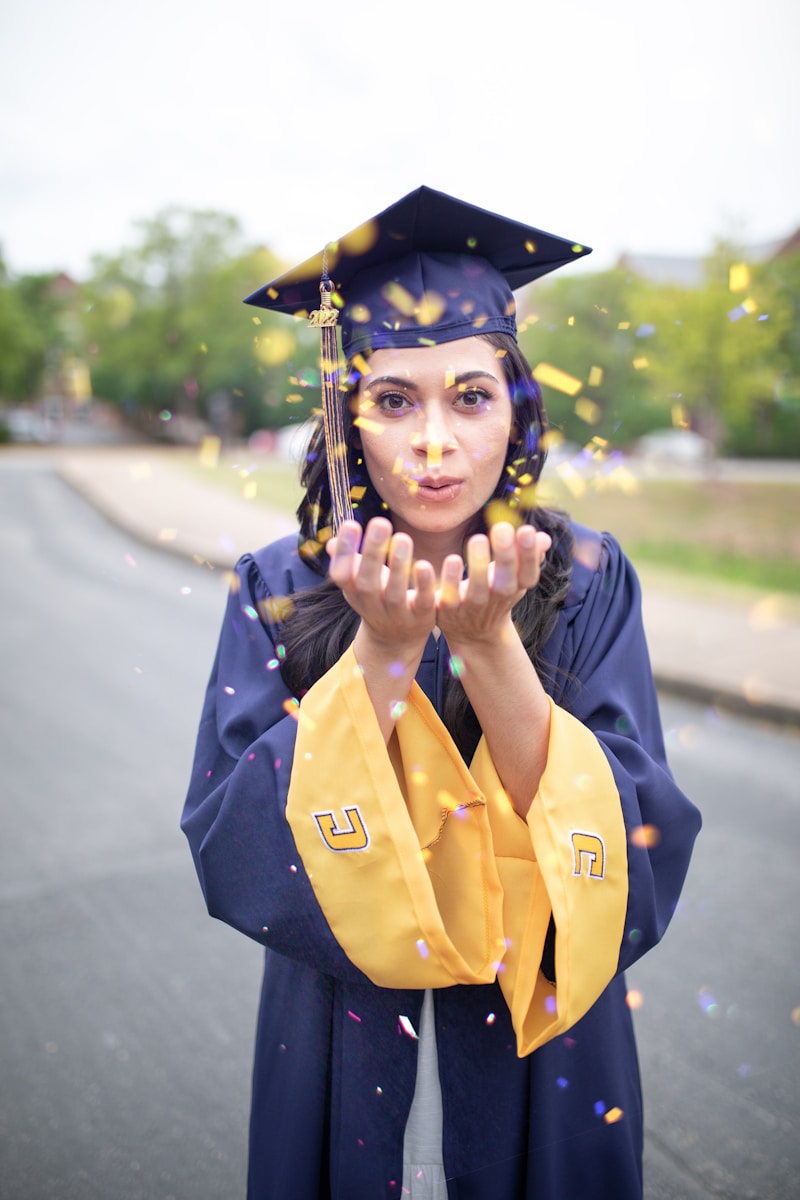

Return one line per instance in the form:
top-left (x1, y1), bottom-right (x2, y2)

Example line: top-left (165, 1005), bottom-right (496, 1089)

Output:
top-left (280, 332), bottom-right (574, 759)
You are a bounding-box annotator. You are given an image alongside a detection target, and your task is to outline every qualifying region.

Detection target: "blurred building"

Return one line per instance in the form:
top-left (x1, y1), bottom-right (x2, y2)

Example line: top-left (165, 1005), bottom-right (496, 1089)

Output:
top-left (617, 227), bottom-right (800, 287)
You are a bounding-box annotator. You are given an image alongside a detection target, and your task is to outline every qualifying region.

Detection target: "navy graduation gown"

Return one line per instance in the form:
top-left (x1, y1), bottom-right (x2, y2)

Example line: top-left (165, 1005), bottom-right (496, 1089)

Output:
top-left (181, 523), bottom-right (701, 1198)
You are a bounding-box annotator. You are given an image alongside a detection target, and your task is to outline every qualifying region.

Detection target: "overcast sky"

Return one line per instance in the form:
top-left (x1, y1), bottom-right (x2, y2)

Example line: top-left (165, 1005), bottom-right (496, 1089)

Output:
top-left (1, 0), bottom-right (797, 281)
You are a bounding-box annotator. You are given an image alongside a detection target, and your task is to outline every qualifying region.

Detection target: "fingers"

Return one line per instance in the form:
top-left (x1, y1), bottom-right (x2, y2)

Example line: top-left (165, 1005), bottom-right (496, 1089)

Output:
top-left (516, 525), bottom-right (552, 591)
top-left (354, 518), bottom-right (393, 598)
top-left (327, 520), bottom-right (363, 586)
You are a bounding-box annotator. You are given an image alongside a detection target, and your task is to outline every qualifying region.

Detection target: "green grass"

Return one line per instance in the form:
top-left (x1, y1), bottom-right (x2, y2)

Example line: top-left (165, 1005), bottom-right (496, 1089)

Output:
top-left (178, 451), bottom-right (305, 514)
top-left (175, 449), bottom-right (800, 596)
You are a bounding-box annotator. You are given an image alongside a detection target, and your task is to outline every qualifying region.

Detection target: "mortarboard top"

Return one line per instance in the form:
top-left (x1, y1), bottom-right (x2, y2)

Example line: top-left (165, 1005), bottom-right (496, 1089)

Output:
top-left (244, 185), bottom-right (591, 357)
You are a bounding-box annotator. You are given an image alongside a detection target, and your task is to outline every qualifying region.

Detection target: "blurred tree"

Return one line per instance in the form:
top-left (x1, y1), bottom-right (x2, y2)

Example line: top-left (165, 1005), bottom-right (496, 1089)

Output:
top-left (0, 257), bottom-right (73, 401)
top-left (520, 247), bottom-right (799, 457)
top-left (624, 244), bottom-right (796, 455)
top-left (518, 269), bottom-right (669, 450)
top-left (84, 209), bottom-right (321, 439)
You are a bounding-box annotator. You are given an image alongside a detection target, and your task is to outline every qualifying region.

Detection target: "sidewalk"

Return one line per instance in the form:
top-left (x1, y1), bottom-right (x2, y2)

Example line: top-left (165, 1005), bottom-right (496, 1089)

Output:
top-left (56, 444), bottom-right (800, 728)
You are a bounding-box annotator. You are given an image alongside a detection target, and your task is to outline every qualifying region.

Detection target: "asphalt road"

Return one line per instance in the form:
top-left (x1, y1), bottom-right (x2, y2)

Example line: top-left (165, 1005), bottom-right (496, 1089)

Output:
top-left (1, 457), bottom-right (798, 1200)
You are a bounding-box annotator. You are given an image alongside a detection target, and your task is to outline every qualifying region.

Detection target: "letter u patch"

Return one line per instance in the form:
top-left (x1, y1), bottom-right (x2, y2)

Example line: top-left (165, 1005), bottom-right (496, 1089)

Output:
top-left (571, 831), bottom-right (605, 879)
top-left (313, 806), bottom-right (370, 852)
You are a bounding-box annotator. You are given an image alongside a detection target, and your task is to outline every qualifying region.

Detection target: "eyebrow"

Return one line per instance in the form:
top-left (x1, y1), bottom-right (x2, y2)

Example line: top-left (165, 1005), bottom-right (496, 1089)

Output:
top-left (364, 370), bottom-right (501, 390)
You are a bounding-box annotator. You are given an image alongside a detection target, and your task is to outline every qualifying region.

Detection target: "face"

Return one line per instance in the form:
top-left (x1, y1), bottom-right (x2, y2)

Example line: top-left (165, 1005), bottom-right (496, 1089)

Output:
top-left (354, 338), bottom-right (514, 555)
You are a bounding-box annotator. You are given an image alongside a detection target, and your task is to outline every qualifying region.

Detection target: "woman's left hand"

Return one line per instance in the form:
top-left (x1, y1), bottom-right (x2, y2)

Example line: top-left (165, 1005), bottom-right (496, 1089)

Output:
top-left (436, 522), bottom-right (551, 648)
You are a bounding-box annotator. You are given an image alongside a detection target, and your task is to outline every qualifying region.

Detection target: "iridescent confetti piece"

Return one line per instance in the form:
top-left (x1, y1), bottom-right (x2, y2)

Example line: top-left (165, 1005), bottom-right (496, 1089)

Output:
top-left (124, 553), bottom-right (137, 567)
top-left (398, 1015), bottom-right (419, 1039)
top-left (625, 989), bottom-right (644, 1010)
top-left (158, 528), bottom-right (178, 541)
top-left (448, 655), bottom-right (465, 678)
top-left (242, 605), bottom-right (259, 621)
top-left (557, 1077), bottom-right (569, 1089)
top-left (697, 986), bottom-right (719, 1017)
top-left (282, 698), bottom-right (317, 731)
top-left (416, 939), bottom-right (429, 959)
top-left (389, 700), bottom-right (407, 721)
top-left (347, 1010), bottom-right (362, 1022)
top-left (594, 1100), bottom-right (606, 1117)
top-left (486, 1012), bottom-right (496, 1025)
top-left (224, 686), bottom-right (235, 696)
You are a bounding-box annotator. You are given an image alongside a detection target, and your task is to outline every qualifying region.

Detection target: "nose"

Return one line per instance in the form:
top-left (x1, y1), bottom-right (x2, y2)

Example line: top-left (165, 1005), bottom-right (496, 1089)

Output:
top-left (410, 403), bottom-right (457, 469)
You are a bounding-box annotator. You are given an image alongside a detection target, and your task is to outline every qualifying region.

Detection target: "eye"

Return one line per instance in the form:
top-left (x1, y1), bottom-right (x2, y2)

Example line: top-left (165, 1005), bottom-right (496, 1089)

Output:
top-left (455, 387), bottom-right (491, 411)
top-left (376, 390), bottom-right (414, 414)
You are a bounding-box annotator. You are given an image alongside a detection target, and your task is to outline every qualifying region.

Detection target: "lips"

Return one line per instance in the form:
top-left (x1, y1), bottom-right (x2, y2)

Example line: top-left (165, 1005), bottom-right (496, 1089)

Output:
top-left (413, 476), bottom-right (464, 503)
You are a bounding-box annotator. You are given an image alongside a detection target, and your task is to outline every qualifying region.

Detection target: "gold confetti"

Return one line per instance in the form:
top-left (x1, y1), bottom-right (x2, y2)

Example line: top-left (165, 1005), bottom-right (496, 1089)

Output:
top-left (630, 825), bottom-right (661, 849)
top-left (532, 362), bottom-right (583, 396)
top-left (485, 499), bottom-right (523, 528)
top-left (604, 1107), bottom-right (624, 1125)
top-left (198, 436), bottom-right (221, 469)
top-left (625, 989), bottom-right (644, 1010)
top-left (729, 263), bottom-right (751, 293)
top-left (353, 416), bottom-right (384, 434)
top-left (340, 218), bottom-right (379, 256)
top-left (588, 365), bottom-right (604, 387)
top-left (632, 357), bottom-right (649, 370)
top-left (618, 321), bottom-right (631, 331)
top-left (258, 596), bottom-right (296, 622)
top-left (243, 480), bottom-right (258, 500)
top-left (444, 368), bottom-right (456, 389)
top-left (350, 485), bottom-right (367, 500)
top-left (574, 397), bottom-right (602, 425)
top-left (748, 595), bottom-right (792, 631)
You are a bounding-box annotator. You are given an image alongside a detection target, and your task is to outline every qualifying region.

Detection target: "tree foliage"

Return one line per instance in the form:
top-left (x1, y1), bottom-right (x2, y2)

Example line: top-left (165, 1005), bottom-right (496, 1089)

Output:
top-left (1, 215), bottom-right (798, 454)
top-left (521, 242), bottom-right (800, 456)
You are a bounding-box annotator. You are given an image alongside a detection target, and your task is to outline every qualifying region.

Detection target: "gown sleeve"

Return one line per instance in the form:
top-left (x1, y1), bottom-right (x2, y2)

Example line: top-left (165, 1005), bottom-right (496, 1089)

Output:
top-left (180, 552), bottom-right (376, 984)
top-left (553, 529), bottom-right (702, 976)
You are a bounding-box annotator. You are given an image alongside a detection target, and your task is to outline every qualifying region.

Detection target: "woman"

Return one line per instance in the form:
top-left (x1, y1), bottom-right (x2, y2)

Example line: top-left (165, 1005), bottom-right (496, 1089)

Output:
top-left (182, 186), bottom-right (701, 1199)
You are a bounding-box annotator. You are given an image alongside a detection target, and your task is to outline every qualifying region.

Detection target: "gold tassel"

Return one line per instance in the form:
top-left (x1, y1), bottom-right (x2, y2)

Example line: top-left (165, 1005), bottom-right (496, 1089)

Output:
top-left (308, 249), bottom-right (354, 530)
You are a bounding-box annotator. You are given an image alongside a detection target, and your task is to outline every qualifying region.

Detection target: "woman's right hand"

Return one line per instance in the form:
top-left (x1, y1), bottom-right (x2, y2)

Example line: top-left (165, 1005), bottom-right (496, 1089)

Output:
top-left (327, 518), bottom-right (437, 654)
top-left (327, 518), bottom-right (436, 740)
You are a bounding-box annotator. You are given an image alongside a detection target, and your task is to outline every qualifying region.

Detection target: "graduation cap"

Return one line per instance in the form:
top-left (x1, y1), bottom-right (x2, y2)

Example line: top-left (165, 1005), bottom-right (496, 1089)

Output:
top-left (244, 185), bottom-right (590, 527)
